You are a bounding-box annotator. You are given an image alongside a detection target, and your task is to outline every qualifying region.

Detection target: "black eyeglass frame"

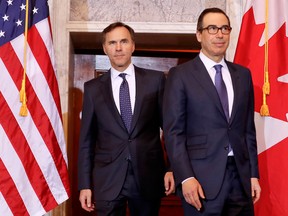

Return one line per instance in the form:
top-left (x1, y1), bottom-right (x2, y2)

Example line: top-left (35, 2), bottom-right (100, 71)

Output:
top-left (198, 25), bottom-right (232, 35)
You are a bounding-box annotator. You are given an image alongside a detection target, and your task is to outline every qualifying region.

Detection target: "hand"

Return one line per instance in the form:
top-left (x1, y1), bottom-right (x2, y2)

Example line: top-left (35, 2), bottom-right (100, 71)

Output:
top-left (251, 178), bottom-right (261, 204)
top-left (164, 171), bottom-right (175, 196)
top-left (79, 189), bottom-right (95, 212)
top-left (182, 178), bottom-right (205, 211)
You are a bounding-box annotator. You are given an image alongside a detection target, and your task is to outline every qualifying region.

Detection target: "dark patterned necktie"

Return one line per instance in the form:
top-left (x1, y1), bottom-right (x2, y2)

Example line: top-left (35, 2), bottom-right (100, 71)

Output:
top-left (214, 64), bottom-right (229, 121)
top-left (119, 73), bottom-right (132, 131)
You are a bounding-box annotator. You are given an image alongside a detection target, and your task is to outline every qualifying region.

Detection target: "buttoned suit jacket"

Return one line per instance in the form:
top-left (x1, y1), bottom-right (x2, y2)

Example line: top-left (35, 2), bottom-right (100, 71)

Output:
top-left (163, 55), bottom-right (259, 199)
top-left (78, 65), bottom-right (166, 201)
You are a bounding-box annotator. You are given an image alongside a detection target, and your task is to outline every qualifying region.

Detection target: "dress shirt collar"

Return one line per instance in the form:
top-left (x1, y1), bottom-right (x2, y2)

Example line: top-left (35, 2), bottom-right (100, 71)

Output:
top-left (199, 51), bottom-right (228, 72)
top-left (110, 63), bottom-right (134, 80)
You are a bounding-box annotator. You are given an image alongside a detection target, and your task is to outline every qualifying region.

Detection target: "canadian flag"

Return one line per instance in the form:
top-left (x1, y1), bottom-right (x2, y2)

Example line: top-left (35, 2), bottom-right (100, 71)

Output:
top-left (234, 0), bottom-right (288, 215)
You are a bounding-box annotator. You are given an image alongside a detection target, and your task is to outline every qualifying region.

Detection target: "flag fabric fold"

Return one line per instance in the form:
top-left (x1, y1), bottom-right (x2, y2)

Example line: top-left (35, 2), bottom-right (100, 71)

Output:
top-left (234, 0), bottom-right (288, 215)
top-left (0, 0), bottom-right (70, 215)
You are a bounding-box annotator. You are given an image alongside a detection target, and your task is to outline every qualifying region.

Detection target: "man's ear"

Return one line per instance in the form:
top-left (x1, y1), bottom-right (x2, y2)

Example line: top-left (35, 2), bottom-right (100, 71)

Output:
top-left (196, 31), bottom-right (202, 43)
top-left (132, 42), bottom-right (135, 53)
top-left (102, 45), bottom-right (107, 55)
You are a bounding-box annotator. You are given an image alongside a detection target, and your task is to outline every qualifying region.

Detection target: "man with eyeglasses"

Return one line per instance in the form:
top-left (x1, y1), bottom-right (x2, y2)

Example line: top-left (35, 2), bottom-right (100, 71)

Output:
top-left (163, 7), bottom-right (261, 216)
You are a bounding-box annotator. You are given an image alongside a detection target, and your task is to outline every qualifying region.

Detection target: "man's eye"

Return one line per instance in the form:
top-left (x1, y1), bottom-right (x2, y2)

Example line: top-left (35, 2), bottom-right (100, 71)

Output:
top-left (209, 26), bottom-right (217, 30)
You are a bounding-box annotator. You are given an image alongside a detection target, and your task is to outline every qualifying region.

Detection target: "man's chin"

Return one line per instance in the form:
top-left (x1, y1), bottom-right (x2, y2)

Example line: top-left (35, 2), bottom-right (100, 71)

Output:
top-left (114, 63), bottom-right (129, 71)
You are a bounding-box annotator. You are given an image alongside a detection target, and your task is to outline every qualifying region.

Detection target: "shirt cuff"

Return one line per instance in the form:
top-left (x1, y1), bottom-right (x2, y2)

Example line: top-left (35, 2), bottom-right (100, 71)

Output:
top-left (182, 177), bottom-right (194, 184)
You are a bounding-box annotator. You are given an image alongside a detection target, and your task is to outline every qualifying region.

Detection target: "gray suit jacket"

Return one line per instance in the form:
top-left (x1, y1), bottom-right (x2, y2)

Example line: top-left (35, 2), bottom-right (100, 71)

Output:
top-left (163, 55), bottom-right (259, 199)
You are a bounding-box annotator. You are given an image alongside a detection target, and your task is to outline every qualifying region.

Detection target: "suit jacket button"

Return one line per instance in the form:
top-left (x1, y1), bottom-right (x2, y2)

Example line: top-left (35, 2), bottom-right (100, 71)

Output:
top-left (224, 146), bottom-right (229, 150)
top-left (128, 139), bottom-right (132, 142)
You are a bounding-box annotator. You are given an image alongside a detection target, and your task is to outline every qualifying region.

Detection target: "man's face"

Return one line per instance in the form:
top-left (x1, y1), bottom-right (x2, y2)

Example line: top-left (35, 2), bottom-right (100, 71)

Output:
top-left (103, 26), bottom-right (135, 72)
top-left (196, 12), bottom-right (230, 62)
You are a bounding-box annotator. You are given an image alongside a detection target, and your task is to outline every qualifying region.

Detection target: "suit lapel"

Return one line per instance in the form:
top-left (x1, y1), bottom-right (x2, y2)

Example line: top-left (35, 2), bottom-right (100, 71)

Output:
top-left (192, 56), bottom-right (226, 119)
top-left (100, 71), bottom-right (127, 131)
top-left (129, 66), bottom-right (145, 134)
top-left (226, 61), bottom-right (241, 124)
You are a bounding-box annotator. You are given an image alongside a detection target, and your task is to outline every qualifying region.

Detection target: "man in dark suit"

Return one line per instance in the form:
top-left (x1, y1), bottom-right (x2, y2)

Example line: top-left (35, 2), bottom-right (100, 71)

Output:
top-left (163, 8), bottom-right (261, 216)
top-left (78, 22), bottom-right (174, 216)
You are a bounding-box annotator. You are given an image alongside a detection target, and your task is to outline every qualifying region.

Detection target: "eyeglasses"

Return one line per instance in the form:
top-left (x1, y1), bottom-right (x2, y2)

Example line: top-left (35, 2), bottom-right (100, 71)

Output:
top-left (199, 25), bottom-right (232, 35)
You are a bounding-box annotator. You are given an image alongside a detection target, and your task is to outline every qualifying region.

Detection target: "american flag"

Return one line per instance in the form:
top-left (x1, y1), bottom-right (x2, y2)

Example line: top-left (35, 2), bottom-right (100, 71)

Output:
top-left (0, 0), bottom-right (70, 215)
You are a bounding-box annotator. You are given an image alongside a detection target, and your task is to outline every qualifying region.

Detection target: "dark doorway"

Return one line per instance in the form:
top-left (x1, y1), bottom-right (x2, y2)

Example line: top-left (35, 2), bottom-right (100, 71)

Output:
top-left (68, 32), bottom-right (200, 216)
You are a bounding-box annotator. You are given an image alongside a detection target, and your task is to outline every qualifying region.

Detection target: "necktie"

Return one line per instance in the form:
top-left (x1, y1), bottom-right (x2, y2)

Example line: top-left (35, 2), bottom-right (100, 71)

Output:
top-left (119, 73), bottom-right (132, 131)
top-left (214, 64), bottom-right (229, 121)
top-left (214, 65), bottom-right (232, 154)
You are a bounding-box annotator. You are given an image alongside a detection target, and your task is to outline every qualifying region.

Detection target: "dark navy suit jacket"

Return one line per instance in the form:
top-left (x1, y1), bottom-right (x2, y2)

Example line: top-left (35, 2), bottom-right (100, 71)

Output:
top-left (78, 65), bottom-right (166, 201)
top-left (163, 55), bottom-right (259, 199)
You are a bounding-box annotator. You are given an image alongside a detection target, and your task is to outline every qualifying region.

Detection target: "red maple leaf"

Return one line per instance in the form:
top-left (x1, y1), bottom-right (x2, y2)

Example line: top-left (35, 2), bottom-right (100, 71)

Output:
top-left (234, 7), bottom-right (288, 122)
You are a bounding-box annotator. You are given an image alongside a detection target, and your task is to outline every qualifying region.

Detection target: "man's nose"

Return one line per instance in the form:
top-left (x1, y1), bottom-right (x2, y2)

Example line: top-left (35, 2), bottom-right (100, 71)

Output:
top-left (216, 29), bottom-right (224, 37)
top-left (116, 42), bottom-right (122, 50)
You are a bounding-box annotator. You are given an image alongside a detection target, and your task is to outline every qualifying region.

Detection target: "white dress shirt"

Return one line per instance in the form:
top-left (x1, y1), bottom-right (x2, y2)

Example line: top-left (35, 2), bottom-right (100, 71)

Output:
top-left (199, 52), bottom-right (234, 117)
top-left (110, 63), bottom-right (136, 114)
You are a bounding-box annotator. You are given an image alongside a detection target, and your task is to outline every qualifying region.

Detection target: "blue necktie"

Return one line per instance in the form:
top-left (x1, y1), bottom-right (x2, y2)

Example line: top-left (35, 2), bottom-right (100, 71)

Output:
top-left (119, 73), bottom-right (132, 131)
top-left (214, 64), bottom-right (232, 153)
top-left (214, 64), bottom-right (229, 121)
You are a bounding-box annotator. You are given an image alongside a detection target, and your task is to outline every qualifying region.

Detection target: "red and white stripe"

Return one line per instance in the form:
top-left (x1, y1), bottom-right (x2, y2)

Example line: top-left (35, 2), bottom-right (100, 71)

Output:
top-left (0, 18), bottom-right (70, 216)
